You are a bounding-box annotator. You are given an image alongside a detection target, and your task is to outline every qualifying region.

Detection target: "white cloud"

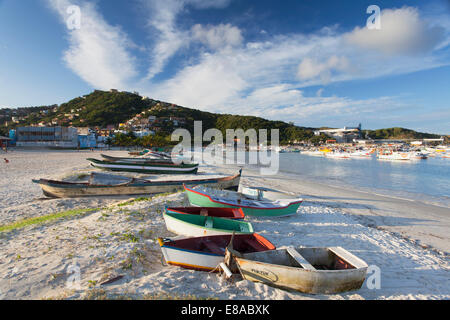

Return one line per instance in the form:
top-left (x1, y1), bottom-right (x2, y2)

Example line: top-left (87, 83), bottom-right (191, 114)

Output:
top-left (191, 24), bottom-right (243, 50)
top-left (345, 6), bottom-right (446, 55)
top-left (47, 0), bottom-right (137, 90)
top-left (297, 55), bottom-right (351, 83)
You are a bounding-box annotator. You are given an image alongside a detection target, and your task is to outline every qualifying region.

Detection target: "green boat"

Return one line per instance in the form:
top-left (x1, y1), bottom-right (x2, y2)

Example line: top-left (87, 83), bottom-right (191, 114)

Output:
top-left (184, 185), bottom-right (303, 217)
top-left (163, 210), bottom-right (254, 237)
top-left (87, 158), bottom-right (199, 174)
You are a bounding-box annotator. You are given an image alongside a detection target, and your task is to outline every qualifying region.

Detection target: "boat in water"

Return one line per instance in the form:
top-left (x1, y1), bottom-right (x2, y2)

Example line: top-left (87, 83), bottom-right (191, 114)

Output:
top-left (184, 185), bottom-right (303, 217)
top-left (324, 152), bottom-right (351, 159)
top-left (377, 149), bottom-right (412, 161)
top-left (87, 158), bottom-right (199, 174)
top-left (158, 234), bottom-right (275, 272)
top-left (163, 210), bottom-right (254, 237)
top-left (32, 170), bottom-right (241, 198)
top-left (231, 246), bottom-right (368, 294)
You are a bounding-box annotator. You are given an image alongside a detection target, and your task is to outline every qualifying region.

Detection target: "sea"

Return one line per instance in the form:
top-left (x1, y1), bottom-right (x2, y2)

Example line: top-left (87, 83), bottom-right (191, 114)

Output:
top-left (222, 151), bottom-right (450, 208)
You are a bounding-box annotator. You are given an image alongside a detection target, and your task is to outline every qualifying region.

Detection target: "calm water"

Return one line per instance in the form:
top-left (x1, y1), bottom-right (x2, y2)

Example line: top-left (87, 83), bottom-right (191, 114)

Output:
top-left (238, 152), bottom-right (450, 208)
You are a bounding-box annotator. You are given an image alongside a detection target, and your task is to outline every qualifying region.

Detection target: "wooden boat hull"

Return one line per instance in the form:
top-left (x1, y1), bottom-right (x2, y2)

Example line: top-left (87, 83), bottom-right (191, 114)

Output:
top-left (166, 207), bottom-right (245, 219)
top-left (101, 154), bottom-right (173, 163)
top-left (163, 211), bottom-right (253, 237)
top-left (234, 247), bottom-right (368, 294)
top-left (184, 186), bottom-right (302, 217)
top-left (32, 171), bottom-right (241, 198)
top-left (87, 158), bottom-right (198, 174)
top-left (158, 234), bottom-right (275, 272)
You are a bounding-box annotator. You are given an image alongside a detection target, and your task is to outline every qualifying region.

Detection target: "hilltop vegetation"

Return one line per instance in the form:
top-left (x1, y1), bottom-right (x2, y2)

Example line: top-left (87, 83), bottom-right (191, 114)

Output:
top-left (364, 128), bottom-right (441, 140)
top-left (0, 90), bottom-right (444, 144)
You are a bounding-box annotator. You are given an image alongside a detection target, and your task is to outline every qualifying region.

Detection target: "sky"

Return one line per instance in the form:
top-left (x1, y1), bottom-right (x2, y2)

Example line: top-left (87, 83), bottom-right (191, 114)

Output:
top-left (0, 0), bottom-right (449, 134)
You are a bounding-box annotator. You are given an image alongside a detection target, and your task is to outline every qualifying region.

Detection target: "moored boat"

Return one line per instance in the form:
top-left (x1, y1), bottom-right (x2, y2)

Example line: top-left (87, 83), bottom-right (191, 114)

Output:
top-left (32, 170), bottom-right (241, 198)
top-left (163, 210), bottom-right (254, 237)
top-left (184, 185), bottom-right (303, 217)
top-left (166, 207), bottom-right (245, 219)
top-left (158, 234), bottom-right (276, 271)
top-left (377, 149), bottom-right (412, 161)
top-left (87, 158), bottom-right (199, 174)
top-left (232, 246), bottom-right (368, 294)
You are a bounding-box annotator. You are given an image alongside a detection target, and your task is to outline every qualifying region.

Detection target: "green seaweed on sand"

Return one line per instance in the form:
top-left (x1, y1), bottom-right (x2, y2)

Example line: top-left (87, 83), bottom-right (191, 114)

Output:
top-left (0, 208), bottom-right (99, 233)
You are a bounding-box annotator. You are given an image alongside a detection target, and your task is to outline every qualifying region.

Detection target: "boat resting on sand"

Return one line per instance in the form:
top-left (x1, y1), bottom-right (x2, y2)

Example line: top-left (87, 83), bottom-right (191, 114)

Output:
top-left (158, 234), bottom-right (275, 272)
top-left (166, 207), bottom-right (245, 219)
top-left (163, 210), bottom-right (253, 237)
top-left (87, 158), bottom-right (199, 174)
top-left (230, 246), bottom-right (368, 294)
top-left (184, 185), bottom-right (303, 217)
top-left (32, 170), bottom-right (241, 198)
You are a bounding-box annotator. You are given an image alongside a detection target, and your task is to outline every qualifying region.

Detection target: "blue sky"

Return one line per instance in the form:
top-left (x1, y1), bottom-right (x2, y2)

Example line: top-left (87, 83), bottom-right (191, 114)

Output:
top-left (0, 0), bottom-right (449, 134)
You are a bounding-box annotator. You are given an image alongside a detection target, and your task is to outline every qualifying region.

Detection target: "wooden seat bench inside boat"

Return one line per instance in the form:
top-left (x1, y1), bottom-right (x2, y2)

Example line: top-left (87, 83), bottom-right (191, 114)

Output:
top-left (287, 247), bottom-right (315, 270)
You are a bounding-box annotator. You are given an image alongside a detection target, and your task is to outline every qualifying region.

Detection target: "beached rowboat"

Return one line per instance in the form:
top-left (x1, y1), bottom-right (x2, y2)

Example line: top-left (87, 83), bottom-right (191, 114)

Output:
top-left (163, 210), bottom-right (253, 237)
top-left (158, 234), bottom-right (275, 271)
top-left (232, 246), bottom-right (368, 294)
top-left (32, 170), bottom-right (241, 198)
top-left (166, 207), bottom-right (245, 219)
top-left (100, 154), bottom-right (174, 163)
top-left (184, 185), bottom-right (303, 217)
top-left (87, 158), bottom-right (199, 174)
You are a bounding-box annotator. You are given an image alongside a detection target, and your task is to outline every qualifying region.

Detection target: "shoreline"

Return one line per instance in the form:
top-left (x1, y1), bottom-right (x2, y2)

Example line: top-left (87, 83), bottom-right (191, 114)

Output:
top-left (233, 165), bottom-right (450, 254)
top-left (0, 150), bottom-right (448, 300)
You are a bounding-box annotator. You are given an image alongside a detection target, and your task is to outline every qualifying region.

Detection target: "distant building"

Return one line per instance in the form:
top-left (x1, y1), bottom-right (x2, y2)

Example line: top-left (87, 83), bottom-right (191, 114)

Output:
top-left (314, 124), bottom-right (362, 143)
top-left (78, 134), bottom-right (97, 149)
top-left (0, 136), bottom-right (11, 149)
top-left (15, 126), bottom-right (78, 148)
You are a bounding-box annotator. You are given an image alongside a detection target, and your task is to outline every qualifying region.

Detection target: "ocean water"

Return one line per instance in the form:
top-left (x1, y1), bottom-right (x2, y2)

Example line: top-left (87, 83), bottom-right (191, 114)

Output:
top-left (227, 152), bottom-right (450, 208)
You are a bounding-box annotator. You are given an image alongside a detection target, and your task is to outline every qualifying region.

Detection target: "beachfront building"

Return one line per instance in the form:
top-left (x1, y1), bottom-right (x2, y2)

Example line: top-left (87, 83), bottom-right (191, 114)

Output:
top-left (15, 126), bottom-right (78, 148)
top-left (0, 136), bottom-right (11, 150)
top-left (314, 124), bottom-right (362, 143)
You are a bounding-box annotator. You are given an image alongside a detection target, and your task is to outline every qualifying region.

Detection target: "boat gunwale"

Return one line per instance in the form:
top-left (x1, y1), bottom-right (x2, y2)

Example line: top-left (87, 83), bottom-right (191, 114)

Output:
top-left (87, 158), bottom-right (199, 168)
top-left (235, 247), bottom-right (369, 274)
top-left (184, 185), bottom-right (303, 210)
top-left (163, 211), bottom-right (254, 234)
top-left (33, 171), bottom-right (242, 189)
top-left (166, 207), bottom-right (245, 219)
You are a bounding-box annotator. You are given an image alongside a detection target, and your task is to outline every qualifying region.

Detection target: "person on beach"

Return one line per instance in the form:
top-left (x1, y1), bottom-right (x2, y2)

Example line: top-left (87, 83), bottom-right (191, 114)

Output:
top-left (4, 158), bottom-right (9, 163)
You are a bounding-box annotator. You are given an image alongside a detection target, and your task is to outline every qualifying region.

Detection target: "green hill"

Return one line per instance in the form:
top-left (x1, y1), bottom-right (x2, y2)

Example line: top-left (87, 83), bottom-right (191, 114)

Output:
top-left (0, 90), bottom-right (443, 144)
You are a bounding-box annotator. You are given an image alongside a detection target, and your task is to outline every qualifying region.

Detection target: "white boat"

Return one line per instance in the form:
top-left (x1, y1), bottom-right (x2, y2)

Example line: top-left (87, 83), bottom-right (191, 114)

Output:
top-left (162, 210), bottom-right (254, 237)
top-left (239, 186), bottom-right (297, 201)
top-left (348, 150), bottom-right (373, 158)
top-left (302, 150), bottom-right (324, 157)
top-left (325, 152), bottom-right (351, 159)
top-left (231, 246), bottom-right (368, 294)
top-left (377, 150), bottom-right (412, 161)
top-left (158, 234), bottom-right (276, 272)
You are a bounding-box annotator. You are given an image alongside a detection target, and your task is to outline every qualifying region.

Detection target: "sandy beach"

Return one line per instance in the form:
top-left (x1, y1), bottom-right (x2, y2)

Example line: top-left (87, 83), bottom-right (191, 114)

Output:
top-left (0, 149), bottom-right (448, 300)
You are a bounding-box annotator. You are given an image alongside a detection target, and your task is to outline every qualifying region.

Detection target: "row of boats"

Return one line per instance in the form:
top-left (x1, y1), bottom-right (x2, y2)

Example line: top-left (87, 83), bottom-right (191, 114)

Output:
top-left (32, 150), bottom-right (369, 294)
top-left (302, 147), bottom-right (450, 160)
top-left (158, 186), bottom-right (369, 294)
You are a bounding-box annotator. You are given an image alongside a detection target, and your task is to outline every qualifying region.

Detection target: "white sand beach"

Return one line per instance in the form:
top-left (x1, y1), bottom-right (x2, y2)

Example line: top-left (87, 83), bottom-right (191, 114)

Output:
top-left (0, 149), bottom-right (448, 300)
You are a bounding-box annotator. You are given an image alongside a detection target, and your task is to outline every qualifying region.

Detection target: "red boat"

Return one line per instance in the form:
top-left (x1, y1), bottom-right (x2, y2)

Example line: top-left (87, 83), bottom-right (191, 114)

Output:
top-left (158, 234), bottom-right (275, 271)
top-left (166, 207), bottom-right (245, 219)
